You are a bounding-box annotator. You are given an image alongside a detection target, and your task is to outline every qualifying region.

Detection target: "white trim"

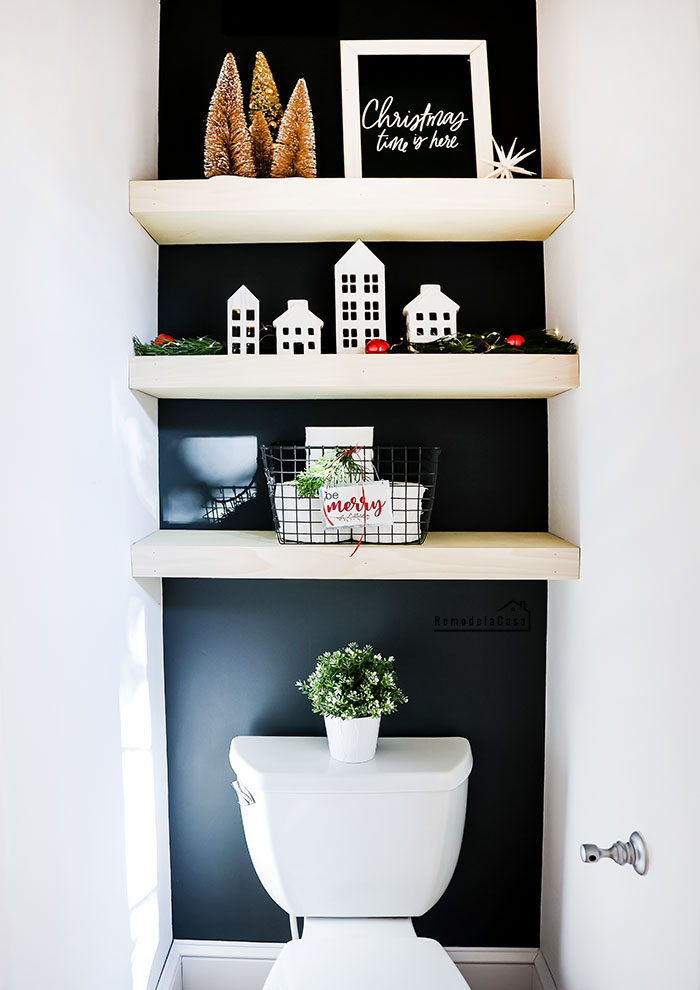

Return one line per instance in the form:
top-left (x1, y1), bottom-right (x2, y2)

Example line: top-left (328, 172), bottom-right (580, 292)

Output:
top-left (447, 947), bottom-right (537, 966)
top-left (533, 950), bottom-right (558, 990)
top-left (156, 942), bottom-right (183, 990)
top-left (156, 940), bottom-right (555, 990)
top-left (172, 939), bottom-right (285, 960)
top-left (340, 40), bottom-right (493, 178)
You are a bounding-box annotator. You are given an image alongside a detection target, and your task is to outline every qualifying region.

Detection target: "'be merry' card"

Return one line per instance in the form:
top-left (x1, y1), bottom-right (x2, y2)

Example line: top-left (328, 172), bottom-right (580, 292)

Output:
top-left (321, 481), bottom-right (393, 529)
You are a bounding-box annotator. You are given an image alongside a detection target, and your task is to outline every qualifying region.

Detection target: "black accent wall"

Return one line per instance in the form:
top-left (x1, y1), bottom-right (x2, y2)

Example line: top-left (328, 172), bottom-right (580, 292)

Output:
top-left (159, 0), bottom-right (547, 948)
top-left (163, 578), bottom-right (546, 947)
top-left (158, 241), bottom-right (546, 352)
top-left (159, 2), bottom-right (542, 181)
top-left (159, 398), bottom-right (548, 533)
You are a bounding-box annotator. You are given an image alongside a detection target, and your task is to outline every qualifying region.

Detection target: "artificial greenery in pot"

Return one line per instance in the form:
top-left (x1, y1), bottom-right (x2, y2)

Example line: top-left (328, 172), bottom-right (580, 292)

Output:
top-left (297, 642), bottom-right (407, 763)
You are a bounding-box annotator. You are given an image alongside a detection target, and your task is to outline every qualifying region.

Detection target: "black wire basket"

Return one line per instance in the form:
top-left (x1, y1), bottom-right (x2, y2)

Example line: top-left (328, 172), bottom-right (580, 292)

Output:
top-left (261, 445), bottom-right (440, 545)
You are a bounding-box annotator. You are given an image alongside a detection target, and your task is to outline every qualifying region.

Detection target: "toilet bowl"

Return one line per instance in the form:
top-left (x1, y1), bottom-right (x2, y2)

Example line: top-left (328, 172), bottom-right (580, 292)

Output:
top-left (229, 735), bottom-right (473, 990)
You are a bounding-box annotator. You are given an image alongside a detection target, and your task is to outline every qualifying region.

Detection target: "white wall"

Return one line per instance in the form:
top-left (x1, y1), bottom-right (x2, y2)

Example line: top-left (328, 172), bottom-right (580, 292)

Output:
top-left (537, 1), bottom-right (700, 987)
top-left (0, 3), bottom-right (168, 990)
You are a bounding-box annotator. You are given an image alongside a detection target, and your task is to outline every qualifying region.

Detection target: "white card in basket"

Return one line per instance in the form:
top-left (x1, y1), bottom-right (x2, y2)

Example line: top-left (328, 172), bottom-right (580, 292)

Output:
top-left (305, 426), bottom-right (375, 477)
top-left (321, 481), bottom-right (393, 530)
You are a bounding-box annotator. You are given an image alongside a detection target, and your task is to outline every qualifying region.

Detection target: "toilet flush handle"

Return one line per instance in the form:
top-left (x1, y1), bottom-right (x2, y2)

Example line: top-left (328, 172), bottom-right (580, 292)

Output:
top-left (232, 779), bottom-right (255, 807)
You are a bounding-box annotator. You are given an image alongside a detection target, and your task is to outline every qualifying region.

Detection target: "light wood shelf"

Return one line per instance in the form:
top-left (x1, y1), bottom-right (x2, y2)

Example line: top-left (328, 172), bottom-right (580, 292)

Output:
top-left (131, 530), bottom-right (580, 581)
top-left (129, 177), bottom-right (574, 245)
top-left (129, 353), bottom-right (579, 400)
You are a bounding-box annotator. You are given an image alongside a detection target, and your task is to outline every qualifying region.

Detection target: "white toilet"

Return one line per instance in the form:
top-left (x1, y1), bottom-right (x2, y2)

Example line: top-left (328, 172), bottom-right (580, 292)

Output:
top-left (229, 735), bottom-right (473, 989)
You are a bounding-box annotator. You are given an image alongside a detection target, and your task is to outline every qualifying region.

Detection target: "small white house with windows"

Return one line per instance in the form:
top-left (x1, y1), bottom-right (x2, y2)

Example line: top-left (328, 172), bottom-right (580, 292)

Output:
top-left (227, 285), bottom-right (260, 356)
top-left (334, 241), bottom-right (386, 353)
top-left (403, 284), bottom-right (460, 344)
top-left (273, 299), bottom-right (323, 356)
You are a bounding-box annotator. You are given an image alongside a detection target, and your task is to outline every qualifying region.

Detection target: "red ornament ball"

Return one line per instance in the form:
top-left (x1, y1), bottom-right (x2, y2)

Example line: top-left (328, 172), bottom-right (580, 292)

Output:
top-left (153, 333), bottom-right (174, 346)
top-left (365, 338), bottom-right (390, 354)
top-left (505, 334), bottom-right (525, 348)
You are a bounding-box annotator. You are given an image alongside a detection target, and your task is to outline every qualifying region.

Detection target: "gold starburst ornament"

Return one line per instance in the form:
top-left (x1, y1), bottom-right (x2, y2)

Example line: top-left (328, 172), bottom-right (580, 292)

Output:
top-left (484, 137), bottom-right (536, 179)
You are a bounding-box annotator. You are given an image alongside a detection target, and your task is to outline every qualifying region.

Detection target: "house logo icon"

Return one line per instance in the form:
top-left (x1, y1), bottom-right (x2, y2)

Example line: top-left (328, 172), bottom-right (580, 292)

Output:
top-left (434, 600), bottom-right (531, 632)
top-left (497, 599), bottom-right (531, 631)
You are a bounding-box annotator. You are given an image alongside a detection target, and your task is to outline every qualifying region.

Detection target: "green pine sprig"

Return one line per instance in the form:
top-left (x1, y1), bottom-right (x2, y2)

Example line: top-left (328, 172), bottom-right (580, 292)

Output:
top-left (291, 447), bottom-right (366, 499)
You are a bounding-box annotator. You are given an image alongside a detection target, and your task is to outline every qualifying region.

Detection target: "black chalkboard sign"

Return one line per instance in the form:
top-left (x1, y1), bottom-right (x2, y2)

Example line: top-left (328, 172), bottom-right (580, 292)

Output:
top-left (341, 41), bottom-right (493, 179)
top-left (358, 55), bottom-right (475, 178)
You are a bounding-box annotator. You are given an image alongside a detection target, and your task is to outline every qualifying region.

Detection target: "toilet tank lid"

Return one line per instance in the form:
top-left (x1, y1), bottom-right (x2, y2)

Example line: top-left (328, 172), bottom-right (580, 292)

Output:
top-left (229, 736), bottom-right (473, 794)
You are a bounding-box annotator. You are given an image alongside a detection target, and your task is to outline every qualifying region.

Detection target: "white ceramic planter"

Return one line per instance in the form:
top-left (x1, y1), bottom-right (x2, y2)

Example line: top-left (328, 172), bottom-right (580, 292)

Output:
top-left (324, 715), bottom-right (381, 763)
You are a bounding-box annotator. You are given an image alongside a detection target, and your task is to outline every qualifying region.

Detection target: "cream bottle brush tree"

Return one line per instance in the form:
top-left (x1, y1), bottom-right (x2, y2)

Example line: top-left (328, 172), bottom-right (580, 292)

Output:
top-left (271, 78), bottom-right (317, 178)
top-left (204, 53), bottom-right (256, 178)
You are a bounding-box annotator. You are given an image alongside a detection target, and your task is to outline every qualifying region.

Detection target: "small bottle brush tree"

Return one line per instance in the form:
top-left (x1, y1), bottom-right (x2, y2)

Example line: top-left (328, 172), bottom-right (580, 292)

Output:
top-left (271, 78), bottom-right (317, 178)
top-left (204, 53), bottom-right (256, 178)
top-left (249, 51), bottom-right (283, 137)
top-left (250, 110), bottom-right (275, 178)
top-left (297, 643), bottom-right (407, 721)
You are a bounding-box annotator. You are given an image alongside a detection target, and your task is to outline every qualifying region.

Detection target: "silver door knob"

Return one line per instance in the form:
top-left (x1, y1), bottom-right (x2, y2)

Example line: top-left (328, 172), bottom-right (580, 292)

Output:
top-left (580, 831), bottom-right (648, 875)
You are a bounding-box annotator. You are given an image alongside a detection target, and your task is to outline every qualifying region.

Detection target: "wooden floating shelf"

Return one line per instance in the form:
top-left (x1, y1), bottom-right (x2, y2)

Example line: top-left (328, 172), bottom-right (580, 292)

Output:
top-left (129, 177), bottom-right (574, 245)
top-left (131, 530), bottom-right (580, 581)
top-left (129, 354), bottom-right (579, 400)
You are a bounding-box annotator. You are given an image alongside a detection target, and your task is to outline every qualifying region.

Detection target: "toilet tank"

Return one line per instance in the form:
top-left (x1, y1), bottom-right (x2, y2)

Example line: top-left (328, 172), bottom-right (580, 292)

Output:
top-left (229, 736), bottom-right (473, 918)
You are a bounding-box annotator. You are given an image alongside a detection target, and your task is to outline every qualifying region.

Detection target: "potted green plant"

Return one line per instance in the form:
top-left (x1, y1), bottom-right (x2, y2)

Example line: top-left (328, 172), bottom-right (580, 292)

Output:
top-left (296, 642), bottom-right (407, 763)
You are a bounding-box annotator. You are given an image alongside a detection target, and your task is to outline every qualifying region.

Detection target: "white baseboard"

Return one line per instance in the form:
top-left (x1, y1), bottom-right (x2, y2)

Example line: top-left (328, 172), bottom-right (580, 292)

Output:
top-left (157, 940), bottom-right (558, 990)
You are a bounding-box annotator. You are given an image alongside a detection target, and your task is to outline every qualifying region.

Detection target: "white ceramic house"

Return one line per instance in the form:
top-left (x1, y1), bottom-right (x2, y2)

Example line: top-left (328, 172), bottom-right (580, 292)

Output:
top-left (227, 284), bottom-right (260, 356)
top-left (403, 284), bottom-right (460, 343)
top-left (273, 299), bottom-right (323, 355)
top-left (334, 241), bottom-right (386, 352)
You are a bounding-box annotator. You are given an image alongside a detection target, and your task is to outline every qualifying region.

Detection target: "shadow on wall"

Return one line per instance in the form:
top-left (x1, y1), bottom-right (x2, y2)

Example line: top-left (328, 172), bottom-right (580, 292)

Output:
top-left (112, 382), bottom-right (170, 990)
top-left (162, 435), bottom-right (259, 526)
top-left (120, 589), bottom-right (166, 990)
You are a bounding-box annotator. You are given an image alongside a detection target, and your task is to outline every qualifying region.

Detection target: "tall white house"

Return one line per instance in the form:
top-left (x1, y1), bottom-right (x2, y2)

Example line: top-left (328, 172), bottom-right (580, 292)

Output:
top-left (403, 284), bottom-right (460, 343)
top-left (334, 241), bottom-right (386, 352)
top-left (227, 284), bottom-right (261, 355)
top-left (273, 299), bottom-right (324, 355)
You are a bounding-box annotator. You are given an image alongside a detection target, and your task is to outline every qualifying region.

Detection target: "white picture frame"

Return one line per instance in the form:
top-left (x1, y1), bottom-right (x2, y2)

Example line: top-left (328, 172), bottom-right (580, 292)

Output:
top-left (340, 39), bottom-right (493, 179)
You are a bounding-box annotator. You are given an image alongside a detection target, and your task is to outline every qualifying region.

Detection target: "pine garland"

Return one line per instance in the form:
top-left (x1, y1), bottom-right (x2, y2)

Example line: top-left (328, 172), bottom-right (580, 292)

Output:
top-left (204, 53), bottom-right (256, 178)
top-left (490, 328), bottom-right (577, 353)
top-left (132, 336), bottom-right (223, 356)
top-left (411, 328), bottom-right (577, 354)
top-left (412, 335), bottom-right (481, 354)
